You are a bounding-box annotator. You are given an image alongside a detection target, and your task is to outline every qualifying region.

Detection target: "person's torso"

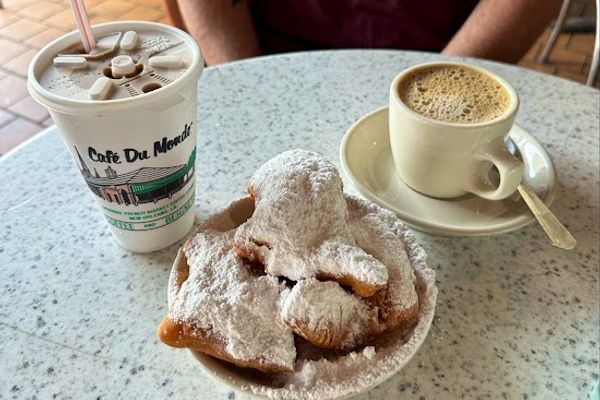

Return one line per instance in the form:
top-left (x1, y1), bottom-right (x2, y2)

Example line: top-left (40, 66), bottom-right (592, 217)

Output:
top-left (251, 0), bottom-right (480, 53)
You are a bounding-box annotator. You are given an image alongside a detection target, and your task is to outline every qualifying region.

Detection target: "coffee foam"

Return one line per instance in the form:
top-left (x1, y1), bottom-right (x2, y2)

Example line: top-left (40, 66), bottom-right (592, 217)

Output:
top-left (398, 65), bottom-right (511, 124)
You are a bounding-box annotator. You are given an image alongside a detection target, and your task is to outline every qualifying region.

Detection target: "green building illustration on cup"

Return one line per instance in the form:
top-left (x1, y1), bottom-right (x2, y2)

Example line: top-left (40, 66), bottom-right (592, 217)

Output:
top-left (74, 145), bottom-right (197, 233)
top-left (76, 146), bottom-right (196, 207)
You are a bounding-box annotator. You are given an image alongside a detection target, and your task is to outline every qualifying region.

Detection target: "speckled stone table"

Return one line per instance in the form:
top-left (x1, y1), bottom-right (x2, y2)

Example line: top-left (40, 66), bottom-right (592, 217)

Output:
top-left (1, 50), bottom-right (599, 400)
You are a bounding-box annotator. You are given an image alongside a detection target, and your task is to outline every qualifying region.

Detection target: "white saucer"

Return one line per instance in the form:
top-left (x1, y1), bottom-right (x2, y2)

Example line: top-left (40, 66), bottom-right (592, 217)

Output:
top-left (340, 107), bottom-right (557, 236)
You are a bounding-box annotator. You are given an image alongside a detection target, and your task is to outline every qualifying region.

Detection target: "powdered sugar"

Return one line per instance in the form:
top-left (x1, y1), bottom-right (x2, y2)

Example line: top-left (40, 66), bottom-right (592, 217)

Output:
top-left (233, 150), bottom-right (388, 292)
top-left (347, 196), bottom-right (419, 333)
top-left (281, 279), bottom-right (375, 349)
top-left (168, 229), bottom-right (296, 371)
top-left (184, 195), bottom-right (437, 400)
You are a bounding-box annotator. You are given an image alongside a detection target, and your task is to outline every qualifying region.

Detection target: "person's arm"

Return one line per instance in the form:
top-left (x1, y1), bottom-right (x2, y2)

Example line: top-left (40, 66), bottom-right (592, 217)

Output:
top-left (176, 0), bottom-right (261, 65)
top-left (442, 0), bottom-right (563, 63)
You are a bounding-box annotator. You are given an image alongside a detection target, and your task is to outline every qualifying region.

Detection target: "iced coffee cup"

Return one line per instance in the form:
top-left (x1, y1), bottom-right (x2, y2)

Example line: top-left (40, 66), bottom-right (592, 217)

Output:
top-left (28, 21), bottom-right (204, 252)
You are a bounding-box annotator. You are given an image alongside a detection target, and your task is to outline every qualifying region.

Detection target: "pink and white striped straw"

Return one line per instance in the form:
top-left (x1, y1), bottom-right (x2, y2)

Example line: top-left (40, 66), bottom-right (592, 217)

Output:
top-left (69, 0), bottom-right (95, 53)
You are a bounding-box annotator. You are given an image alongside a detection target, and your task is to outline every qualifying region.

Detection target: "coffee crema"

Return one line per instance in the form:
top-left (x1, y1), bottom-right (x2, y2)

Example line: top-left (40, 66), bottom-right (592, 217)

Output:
top-left (398, 65), bottom-right (511, 124)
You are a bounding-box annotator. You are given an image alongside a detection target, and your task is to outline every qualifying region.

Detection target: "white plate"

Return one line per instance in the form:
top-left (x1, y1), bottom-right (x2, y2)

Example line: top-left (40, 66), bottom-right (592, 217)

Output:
top-left (175, 197), bottom-right (438, 400)
top-left (340, 106), bottom-right (557, 236)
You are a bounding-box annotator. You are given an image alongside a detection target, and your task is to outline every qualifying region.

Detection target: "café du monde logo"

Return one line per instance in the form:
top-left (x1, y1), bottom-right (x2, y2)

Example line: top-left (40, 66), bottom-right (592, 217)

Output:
top-left (73, 144), bottom-right (196, 207)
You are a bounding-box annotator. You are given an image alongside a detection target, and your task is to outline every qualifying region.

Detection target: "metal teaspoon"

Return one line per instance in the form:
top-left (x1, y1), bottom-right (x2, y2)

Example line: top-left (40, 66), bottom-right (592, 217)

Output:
top-left (506, 137), bottom-right (577, 249)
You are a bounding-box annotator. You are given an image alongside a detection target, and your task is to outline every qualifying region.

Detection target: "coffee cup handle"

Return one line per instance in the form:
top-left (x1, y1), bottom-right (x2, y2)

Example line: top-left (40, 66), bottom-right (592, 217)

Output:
top-left (465, 143), bottom-right (524, 201)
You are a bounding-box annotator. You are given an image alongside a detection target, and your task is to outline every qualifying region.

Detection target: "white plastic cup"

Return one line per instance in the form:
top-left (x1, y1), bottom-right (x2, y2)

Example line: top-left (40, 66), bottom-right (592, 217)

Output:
top-left (28, 21), bottom-right (204, 252)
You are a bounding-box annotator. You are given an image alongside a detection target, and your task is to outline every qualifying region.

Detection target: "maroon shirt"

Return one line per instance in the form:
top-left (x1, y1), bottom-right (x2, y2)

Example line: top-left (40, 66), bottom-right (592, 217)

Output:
top-left (251, 0), bottom-right (479, 54)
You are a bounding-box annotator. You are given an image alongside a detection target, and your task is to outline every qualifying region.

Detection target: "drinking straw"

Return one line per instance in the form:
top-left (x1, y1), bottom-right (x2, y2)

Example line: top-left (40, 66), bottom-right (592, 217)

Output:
top-left (69, 0), bottom-right (95, 53)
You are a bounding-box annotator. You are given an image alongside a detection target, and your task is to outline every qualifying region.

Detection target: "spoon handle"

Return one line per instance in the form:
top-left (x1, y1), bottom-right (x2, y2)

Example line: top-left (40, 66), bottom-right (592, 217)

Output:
top-left (517, 183), bottom-right (577, 249)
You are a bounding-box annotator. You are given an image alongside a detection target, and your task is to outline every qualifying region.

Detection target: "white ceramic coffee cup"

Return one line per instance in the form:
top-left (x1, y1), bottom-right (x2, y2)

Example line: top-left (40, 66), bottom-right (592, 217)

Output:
top-left (389, 62), bottom-right (523, 201)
